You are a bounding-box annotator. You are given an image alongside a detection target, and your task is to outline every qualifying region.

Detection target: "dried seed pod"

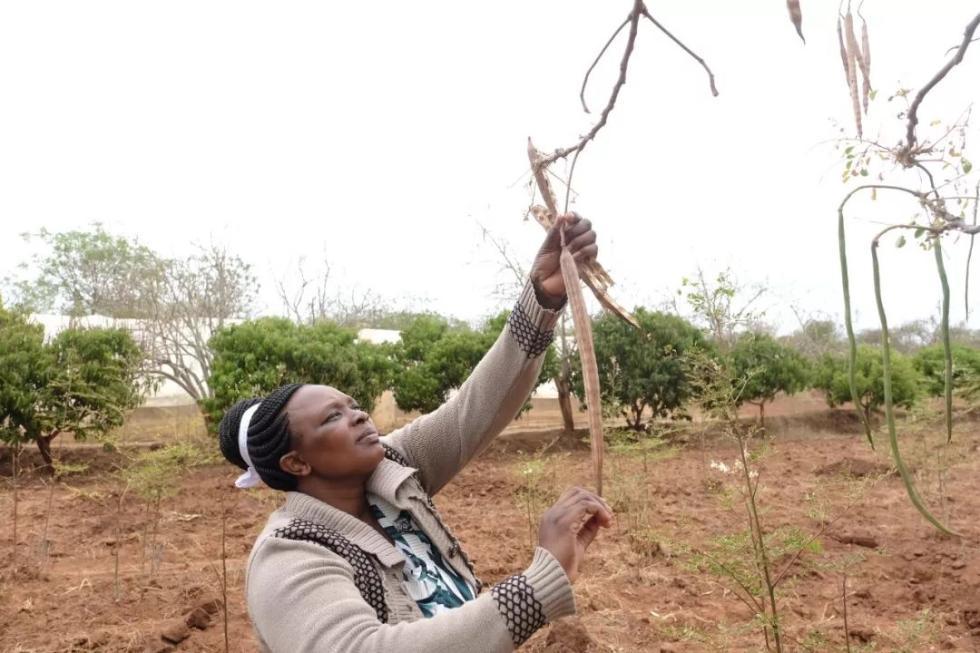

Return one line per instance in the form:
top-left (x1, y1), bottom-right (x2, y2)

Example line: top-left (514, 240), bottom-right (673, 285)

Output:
top-left (837, 16), bottom-right (849, 83)
top-left (786, 0), bottom-right (805, 43)
top-left (527, 140), bottom-right (638, 327)
top-left (860, 17), bottom-right (872, 113)
top-left (844, 10), bottom-right (863, 138)
top-left (560, 246), bottom-right (604, 495)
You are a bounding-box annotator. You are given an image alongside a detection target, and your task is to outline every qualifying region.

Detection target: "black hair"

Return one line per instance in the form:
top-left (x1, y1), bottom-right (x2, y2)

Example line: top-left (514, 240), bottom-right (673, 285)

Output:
top-left (218, 383), bottom-right (304, 491)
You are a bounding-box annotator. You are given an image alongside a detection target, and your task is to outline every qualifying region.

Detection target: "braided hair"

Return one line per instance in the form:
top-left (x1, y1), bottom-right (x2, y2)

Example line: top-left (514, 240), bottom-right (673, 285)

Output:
top-left (218, 383), bottom-right (304, 491)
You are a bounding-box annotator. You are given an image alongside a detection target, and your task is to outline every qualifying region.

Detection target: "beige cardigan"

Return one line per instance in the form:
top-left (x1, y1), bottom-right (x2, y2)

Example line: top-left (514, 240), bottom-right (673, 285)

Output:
top-left (245, 282), bottom-right (576, 652)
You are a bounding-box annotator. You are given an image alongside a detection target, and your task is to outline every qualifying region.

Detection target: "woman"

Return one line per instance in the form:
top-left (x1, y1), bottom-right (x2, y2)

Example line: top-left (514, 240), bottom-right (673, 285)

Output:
top-left (219, 214), bottom-right (613, 652)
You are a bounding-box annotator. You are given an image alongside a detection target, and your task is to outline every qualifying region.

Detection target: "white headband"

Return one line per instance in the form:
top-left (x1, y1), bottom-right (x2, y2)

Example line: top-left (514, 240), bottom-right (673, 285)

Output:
top-left (235, 403), bottom-right (262, 489)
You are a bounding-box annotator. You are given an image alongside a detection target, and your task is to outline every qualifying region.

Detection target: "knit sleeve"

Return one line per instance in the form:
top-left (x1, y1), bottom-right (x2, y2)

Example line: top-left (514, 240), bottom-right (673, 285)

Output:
top-left (383, 280), bottom-right (561, 495)
top-left (246, 537), bottom-right (575, 653)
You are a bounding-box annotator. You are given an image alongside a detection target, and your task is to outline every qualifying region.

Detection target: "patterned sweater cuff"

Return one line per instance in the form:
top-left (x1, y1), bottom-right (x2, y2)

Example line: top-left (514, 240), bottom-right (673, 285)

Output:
top-left (525, 547), bottom-right (576, 621)
top-left (489, 548), bottom-right (575, 647)
top-left (508, 282), bottom-right (562, 358)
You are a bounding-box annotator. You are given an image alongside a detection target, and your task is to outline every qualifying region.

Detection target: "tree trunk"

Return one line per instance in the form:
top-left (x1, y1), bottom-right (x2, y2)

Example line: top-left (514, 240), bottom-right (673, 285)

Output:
top-left (555, 374), bottom-right (575, 433)
top-left (630, 405), bottom-right (644, 432)
top-left (759, 401), bottom-right (765, 427)
top-left (35, 433), bottom-right (56, 471)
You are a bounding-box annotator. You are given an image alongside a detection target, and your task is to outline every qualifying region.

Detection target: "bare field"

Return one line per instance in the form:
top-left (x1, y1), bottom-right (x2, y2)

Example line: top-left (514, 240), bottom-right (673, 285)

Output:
top-left (2, 396), bottom-right (979, 652)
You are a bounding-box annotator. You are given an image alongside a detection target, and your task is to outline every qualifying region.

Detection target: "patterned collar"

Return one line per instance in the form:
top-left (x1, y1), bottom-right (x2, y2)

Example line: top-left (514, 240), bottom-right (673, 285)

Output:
top-left (281, 452), bottom-right (422, 567)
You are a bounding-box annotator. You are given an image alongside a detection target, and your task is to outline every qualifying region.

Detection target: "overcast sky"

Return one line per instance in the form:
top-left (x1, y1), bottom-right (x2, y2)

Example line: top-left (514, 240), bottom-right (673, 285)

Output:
top-left (1, 1), bottom-right (978, 334)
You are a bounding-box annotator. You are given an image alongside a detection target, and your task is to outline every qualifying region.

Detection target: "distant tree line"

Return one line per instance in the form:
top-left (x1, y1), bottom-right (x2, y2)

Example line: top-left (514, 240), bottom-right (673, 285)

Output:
top-left (3, 227), bottom-right (979, 466)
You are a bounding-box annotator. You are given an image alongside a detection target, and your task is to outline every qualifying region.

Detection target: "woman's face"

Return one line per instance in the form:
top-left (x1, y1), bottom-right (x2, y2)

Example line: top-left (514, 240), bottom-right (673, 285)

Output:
top-left (279, 384), bottom-right (385, 480)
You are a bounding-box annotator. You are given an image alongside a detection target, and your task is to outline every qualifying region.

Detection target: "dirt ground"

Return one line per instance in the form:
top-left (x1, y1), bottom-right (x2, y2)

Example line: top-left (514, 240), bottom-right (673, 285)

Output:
top-left (1, 400), bottom-right (979, 652)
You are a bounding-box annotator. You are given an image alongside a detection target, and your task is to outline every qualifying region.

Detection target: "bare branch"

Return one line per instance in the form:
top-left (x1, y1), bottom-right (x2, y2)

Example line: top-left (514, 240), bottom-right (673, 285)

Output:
top-left (580, 16), bottom-right (631, 114)
top-left (541, 1), bottom-right (643, 167)
top-left (945, 36), bottom-right (980, 57)
top-left (542, 0), bottom-right (718, 168)
top-left (476, 222), bottom-right (527, 295)
top-left (904, 11), bottom-right (980, 153)
top-left (639, 7), bottom-right (718, 97)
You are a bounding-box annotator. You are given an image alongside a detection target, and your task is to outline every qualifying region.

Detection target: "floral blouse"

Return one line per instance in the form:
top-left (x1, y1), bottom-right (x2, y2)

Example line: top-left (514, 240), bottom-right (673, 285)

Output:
top-left (367, 493), bottom-right (476, 617)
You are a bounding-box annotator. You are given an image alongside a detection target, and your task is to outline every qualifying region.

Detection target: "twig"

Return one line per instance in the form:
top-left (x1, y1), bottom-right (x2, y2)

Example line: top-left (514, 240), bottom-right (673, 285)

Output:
top-left (904, 11), bottom-right (980, 152)
top-left (542, 0), bottom-right (717, 168)
top-left (528, 141), bottom-right (638, 326)
top-left (914, 162), bottom-right (940, 200)
top-left (945, 36), bottom-right (980, 56)
top-left (580, 16), bottom-right (631, 114)
top-left (695, 548), bottom-right (765, 615)
top-left (564, 149), bottom-right (582, 214)
top-left (639, 7), bottom-right (718, 97)
top-left (842, 574), bottom-right (852, 653)
top-left (772, 506), bottom-right (855, 589)
top-left (541, 1), bottom-right (643, 168)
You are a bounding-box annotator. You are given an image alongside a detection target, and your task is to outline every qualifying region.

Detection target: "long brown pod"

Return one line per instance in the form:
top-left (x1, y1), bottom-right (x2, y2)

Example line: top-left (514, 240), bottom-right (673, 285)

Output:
top-left (527, 139), bottom-right (613, 495)
top-left (859, 16), bottom-right (872, 113)
top-left (560, 247), bottom-right (605, 495)
top-left (836, 17), bottom-right (849, 83)
top-left (844, 10), bottom-right (864, 138)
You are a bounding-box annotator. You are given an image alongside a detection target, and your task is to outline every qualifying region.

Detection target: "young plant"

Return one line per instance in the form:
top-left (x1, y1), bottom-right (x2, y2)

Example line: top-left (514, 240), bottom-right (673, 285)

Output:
top-left (113, 479), bottom-right (131, 602)
top-left (124, 442), bottom-right (208, 576)
top-left (9, 442), bottom-right (21, 565)
top-left (604, 441), bottom-right (671, 572)
top-left (686, 351), bottom-right (802, 653)
top-left (512, 454), bottom-right (558, 551)
top-left (36, 459), bottom-right (89, 568)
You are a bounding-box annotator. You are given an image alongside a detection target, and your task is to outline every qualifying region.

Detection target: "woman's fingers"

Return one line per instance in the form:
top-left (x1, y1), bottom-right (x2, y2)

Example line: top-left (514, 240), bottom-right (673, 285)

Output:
top-left (561, 215), bottom-right (592, 243)
top-left (553, 488), bottom-right (613, 530)
top-left (577, 514), bottom-right (602, 548)
top-left (557, 212), bottom-right (584, 230)
top-left (566, 227), bottom-right (596, 253)
top-left (571, 496), bottom-right (613, 528)
top-left (572, 244), bottom-right (599, 264)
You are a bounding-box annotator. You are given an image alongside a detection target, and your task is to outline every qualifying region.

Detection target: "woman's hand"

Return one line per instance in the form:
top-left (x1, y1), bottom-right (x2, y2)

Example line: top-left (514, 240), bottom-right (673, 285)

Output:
top-left (529, 213), bottom-right (599, 309)
top-left (537, 486), bottom-right (613, 583)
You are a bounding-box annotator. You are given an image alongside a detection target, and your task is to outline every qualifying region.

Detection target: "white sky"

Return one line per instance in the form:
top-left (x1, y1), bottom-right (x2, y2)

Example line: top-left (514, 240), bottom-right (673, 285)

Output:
top-left (1, 1), bottom-right (978, 334)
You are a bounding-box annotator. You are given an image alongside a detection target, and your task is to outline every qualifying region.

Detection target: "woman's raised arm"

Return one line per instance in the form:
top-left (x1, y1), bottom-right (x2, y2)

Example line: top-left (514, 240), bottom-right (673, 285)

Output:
top-left (382, 215), bottom-right (598, 496)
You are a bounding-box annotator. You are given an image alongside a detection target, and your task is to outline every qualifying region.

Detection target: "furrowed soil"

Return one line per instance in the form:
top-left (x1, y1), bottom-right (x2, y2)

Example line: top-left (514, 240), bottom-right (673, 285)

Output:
top-left (2, 402), bottom-right (979, 652)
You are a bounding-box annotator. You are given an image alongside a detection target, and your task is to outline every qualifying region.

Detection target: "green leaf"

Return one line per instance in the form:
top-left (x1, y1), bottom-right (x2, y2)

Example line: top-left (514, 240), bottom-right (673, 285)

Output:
top-left (963, 158), bottom-right (973, 174)
top-left (896, 235), bottom-right (907, 248)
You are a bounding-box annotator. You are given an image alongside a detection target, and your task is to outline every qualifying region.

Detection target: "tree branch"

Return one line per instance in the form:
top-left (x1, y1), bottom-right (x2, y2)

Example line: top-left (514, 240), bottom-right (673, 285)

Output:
top-left (541, 1), bottom-right (643, 167)
top-left (904, 11), bottom-right (980, 153)
top-left (580, 16), bottom-right (631, 114)
top-left (639, 7), bottom-right (718, 97)
top-left (542, 0), bottom-right (718, 168)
